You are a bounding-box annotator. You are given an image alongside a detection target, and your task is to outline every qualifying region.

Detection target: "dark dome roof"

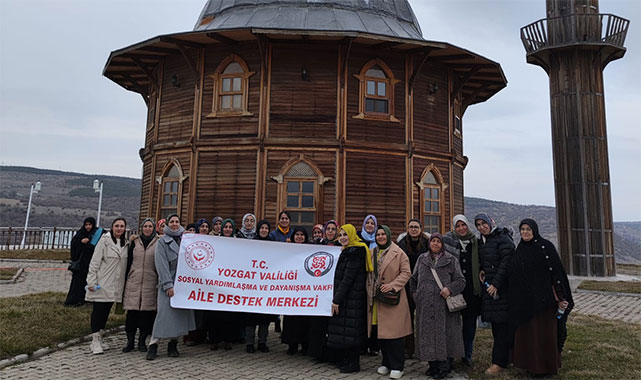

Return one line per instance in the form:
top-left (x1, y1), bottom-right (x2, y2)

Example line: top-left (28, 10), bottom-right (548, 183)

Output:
top-left (194, 0), bottom-right (423, 40)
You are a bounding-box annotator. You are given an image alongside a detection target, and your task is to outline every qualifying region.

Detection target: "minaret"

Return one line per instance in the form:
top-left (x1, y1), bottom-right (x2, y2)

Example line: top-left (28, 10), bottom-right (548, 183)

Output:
top-left (521, 0), bottom-right (629, 276)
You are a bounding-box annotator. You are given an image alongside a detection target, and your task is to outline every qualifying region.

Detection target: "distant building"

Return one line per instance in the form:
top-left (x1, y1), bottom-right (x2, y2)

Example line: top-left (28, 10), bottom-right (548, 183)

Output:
top-left (104, 0), bottom-right (506, 234)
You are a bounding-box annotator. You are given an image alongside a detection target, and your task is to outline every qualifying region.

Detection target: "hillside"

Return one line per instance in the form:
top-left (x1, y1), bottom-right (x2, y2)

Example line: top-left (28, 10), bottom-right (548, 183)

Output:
top-left (1, 166), bottom-right (639, 263)
top-left (0, 166), bottom-right (140, 228)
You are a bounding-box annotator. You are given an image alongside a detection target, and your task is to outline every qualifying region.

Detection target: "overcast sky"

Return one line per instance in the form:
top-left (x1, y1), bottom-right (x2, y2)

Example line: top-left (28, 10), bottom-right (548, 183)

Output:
top-left (1, 0), bottom-right (639, 221)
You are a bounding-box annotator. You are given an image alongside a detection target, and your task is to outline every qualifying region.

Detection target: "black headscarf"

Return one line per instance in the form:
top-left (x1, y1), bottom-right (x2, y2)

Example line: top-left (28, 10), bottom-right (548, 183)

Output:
top-left (291, 226), bottom-right (309, 244)
top-left (76, 217), bottom-right (97, 239)
top-left (254, 219), bottom-right (272, 241)
top-left (508, 218), bottom-right (574, 329)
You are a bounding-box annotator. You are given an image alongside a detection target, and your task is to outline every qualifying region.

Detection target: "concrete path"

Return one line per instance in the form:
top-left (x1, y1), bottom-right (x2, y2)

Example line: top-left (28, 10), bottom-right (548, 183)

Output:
top-left (0, 259), bottom-right (70, 298)
top-left (0, 327), bottom-right (466, 380)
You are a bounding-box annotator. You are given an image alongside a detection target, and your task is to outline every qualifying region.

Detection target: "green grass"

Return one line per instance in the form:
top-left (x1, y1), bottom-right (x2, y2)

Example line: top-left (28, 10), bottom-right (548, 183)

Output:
top-left (0, 268), bottom-right (18, 280)
top-left (461, 314), bottom-right (641, 380)
top-left (0, 249), bottom-right (68, 261)
top-left (577, 280), bottom-right (641, 294)
top-left (617, 263), bottom-right (641, 276)
top-left (0, 292), bottom-right (125, 360)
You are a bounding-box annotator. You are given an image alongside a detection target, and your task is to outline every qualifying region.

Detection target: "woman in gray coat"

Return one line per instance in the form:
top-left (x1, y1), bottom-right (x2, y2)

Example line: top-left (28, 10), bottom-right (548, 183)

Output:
top-left (410, 234), bottom-right (465, 379)
top-left (146, 214), bottom-right (195, 360)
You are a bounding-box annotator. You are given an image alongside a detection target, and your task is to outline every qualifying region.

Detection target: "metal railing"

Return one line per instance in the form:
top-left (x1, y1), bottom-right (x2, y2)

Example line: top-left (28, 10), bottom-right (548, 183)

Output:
top-left (521, 13), bottom-right (629, 54)
top-left (0, 227), bottom-right (134, 250)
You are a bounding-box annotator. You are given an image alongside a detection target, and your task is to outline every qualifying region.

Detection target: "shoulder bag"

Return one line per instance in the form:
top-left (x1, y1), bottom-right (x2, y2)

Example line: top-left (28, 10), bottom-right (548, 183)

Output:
top-left (430, 267), bottom-right (466, 312)
top-left (376, 288), bottom-right (401, 305)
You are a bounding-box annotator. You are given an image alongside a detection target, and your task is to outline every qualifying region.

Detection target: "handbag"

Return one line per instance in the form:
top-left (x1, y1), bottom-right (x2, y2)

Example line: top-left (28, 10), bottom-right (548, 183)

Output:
top-left (430, 267), bottom-right (466, 312)
top-left (376, 287), bottom-right (401, 305)
top-left (67, 260), bottom-right (81, 272)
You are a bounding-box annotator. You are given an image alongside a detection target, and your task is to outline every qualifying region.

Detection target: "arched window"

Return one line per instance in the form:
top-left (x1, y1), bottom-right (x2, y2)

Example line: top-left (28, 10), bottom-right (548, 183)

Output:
top-left (353, 59), bottom-right (400, 122)
top-left (158, 160), bottom-right (185, 220)
top-left (283, 162), bottom-right (318, 232)
top-left (417, 166), bottom-right (445, 234)
top-left (208, 54), bottom-right (255, 117)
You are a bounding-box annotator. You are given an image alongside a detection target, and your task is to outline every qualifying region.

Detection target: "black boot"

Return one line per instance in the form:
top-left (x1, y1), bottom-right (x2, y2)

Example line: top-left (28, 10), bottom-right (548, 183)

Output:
top-left (167, 340), bottom-right (179, 357)
top-left (258, 343), bottom-right (269, 353)
top-left (138, 332), bottom-right (148, 352)
top-left (146, 343), bottom-right (158, 360)
top-left (274, 320), bottom-right (281, 333)
top-left (246, 344), bottom-right (255, 353)
top-left (122, 332), bottom-right (135, 353)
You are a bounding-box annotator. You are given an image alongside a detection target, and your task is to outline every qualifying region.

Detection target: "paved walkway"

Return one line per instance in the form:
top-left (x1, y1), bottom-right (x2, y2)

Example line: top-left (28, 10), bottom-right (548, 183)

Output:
top-left (0, 327), bottom-right (465, 380)
top-left (0, 259), bottom-right (70, 298)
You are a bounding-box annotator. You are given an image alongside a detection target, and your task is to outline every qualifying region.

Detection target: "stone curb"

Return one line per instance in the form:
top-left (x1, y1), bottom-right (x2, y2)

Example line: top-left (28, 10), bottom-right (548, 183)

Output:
top-left (0, 325), bottom-right (125, 370)
top-left (0, 258), bottom-right (68, 264)
top-left (0, 268), bottom-right (24, 284)
top-left (575, 288), bottom-right (641, 298)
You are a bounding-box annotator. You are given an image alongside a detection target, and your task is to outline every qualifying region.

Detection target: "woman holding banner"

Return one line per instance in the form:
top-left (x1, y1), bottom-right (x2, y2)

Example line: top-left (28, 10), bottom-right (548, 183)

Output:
top-left (367, 225), bottom-right (412, 379)
top-left (327, 224), bottom-right (370, 373)
top-left (282, 227), bottom-right (312, 355)
top-left (146, 214), bottom-right (195, 360)
top-left (236, 213), bottom-right (257, 239)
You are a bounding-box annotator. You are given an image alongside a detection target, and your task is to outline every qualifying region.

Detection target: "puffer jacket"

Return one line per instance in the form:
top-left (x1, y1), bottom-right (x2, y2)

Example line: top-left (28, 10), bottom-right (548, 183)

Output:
top-left (327, 246), bottom-right (367, 349)
top-left (122, 236), bottom-right (158, 311)
top-left (478, 227), bottom-right (514, 323)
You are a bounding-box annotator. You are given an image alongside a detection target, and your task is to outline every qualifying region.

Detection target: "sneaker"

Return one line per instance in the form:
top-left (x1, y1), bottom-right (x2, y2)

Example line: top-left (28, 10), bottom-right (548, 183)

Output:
top-left (390, 370), bottom-right (404, 379)
top-left (90, 333), bottom-right (103, 355)
top-left (377, 366), bottom-right (390, 375)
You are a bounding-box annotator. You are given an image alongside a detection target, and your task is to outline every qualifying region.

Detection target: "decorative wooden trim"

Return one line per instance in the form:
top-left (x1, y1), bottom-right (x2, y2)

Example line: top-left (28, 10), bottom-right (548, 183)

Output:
top-left (131, 58), bottom-right (160, 94)
top-left (206, 54), bottom-right (256, 118)
top-left (408, 48), bottom-right (433, 90)
top-left (155, 158), bottom-right (187, 221)
top-left (265, 43), bottom-right (272, 136)
top-left (415, 164), bottom-right (447, 191)
top-left (416, 163), bottom-right (447, 234)
top-left (451, 68), bottom-right (480, 103)
top-left (187, 150), bottom-right (199, 222)
top-left (195, 48), bottom-right (205, 140)
top-left (206, 32), bottom-right (239, 46)
top-left (352, 58), bottom-right (401, 123)
top-left (153, 60), bottom-right (164, 145)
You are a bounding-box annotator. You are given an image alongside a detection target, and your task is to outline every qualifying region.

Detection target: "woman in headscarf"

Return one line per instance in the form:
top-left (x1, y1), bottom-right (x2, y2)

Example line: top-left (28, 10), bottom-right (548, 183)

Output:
top-left (221, 218), bottom-right (236, 238)
top-left (85, 217), bottom-right (129, 355)
top-left (236, 213), bottom-right (257, 239)
top-left (185, 223), bottom-right (197, 233)
top-left (65, 217), bottom-right (101, 307)
top-left (508, 218), bottom-right (573, 377)
top-left (442, 215), bottom-right (481, 366)
top-left (358, 214), bottom-right (378, 251)
top-left (146, 214), bottom-right (196, 360)
top-left (183, 218), bottom-right (211, 346)
top-left (208, 217), bottom-right (239, 351)
top-left (210, 216), bottom-right (223, 236)
top-left (327, 224), bottom-right (370, 373)
top-left (155, 219), bottom-right (166, 236)
top-left (474, 212), bottom-right (515, 375)
top-left (320, 220), bottom-right (340, 246)
top-left (367, 225), bottom-right (412, 379)
top-left (245, 219), bottom-right (277, 353)
top-left (122, 218), bottom-right (158, 353)
top-left (282, 226), bottom-right (312, 355)
top-left (410, 234), bottom-right (465, 379)
top-left (311, 224), bottom-right (324, 243)
top-left (269, 210), bottom-right (293, 242)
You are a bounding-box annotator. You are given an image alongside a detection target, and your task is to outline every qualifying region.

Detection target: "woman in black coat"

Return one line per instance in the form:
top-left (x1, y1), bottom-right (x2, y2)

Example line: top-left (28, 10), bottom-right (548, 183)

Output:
top-left (327, 224), bottom-right (370, 374)
top-left (65, 217), bottom-right (101, 306)
top-left (474, 213), bottom-right (515, 375)
top-left (508, 218), bottom-right (573, 376)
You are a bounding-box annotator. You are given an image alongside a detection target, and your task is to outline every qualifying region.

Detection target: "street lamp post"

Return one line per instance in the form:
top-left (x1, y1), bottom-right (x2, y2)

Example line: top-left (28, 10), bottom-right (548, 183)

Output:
top-left (93, 179), bottom-right (104, 227)
top-left (20, 181), bottom-right (42, 249)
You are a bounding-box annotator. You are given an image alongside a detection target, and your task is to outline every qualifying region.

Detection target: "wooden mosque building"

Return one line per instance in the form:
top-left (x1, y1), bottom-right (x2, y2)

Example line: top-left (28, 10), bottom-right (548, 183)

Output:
top-left (103, 0), bottom-right (507, 235)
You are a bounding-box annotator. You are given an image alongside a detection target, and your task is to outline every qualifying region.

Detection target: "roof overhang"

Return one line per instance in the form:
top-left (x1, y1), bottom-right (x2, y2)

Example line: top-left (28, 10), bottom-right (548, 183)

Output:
top-left (103, 28), bottom-right (507, 108)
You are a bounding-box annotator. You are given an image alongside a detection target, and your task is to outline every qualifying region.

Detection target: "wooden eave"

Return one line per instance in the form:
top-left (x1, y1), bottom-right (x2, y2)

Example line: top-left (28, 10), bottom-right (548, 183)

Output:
top-left (103, 28), bottom-right (506, 105)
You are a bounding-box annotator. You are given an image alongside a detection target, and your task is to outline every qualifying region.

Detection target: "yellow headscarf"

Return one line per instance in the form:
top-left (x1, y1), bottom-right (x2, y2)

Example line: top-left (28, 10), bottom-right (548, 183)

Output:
top-left (340, 224), bottom-right (373, 272)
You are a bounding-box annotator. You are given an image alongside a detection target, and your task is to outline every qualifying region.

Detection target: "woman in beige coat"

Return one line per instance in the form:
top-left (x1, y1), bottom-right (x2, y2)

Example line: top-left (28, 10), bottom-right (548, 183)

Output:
top-left (85, 217), bottom-right (129, 355)
top-left (122, 218), bottom-right (159, 353)
top-left (367, 225), bottom-right (412, 379)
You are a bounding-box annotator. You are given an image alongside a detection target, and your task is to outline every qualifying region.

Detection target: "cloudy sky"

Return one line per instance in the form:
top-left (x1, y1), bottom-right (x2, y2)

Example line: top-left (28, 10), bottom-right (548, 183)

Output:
top-left (1, 0), bottom-right (639, 221)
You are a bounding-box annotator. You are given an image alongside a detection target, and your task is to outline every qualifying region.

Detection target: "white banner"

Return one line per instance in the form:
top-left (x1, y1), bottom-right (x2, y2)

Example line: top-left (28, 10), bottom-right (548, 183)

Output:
top-left (171, 234), bottom-right (341, 316)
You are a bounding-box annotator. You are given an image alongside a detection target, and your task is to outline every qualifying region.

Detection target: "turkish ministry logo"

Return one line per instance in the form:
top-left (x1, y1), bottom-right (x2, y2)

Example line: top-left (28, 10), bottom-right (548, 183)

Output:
top-left (304, 251), bottom-right (334, 277)
top-left (184, 241), bottom-right (215, 270)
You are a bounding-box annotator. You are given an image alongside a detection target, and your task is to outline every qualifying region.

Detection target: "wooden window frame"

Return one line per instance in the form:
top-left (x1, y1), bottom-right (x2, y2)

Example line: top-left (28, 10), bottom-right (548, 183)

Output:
top-left (353, 58), bottom-right (400, 123)
top-left (271, 156), bottom-right (332, 232)
top-left (415, 164), bottom-right (447, 234)
top-left (207, 54), bottom-right (255, 118)
top-left (155, 159), bottom-right (187, 221)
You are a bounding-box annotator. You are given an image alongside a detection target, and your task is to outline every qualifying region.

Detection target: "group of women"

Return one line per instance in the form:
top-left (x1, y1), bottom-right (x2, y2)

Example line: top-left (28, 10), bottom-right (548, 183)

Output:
top-left (66, 210), bottom-right (573, 378)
